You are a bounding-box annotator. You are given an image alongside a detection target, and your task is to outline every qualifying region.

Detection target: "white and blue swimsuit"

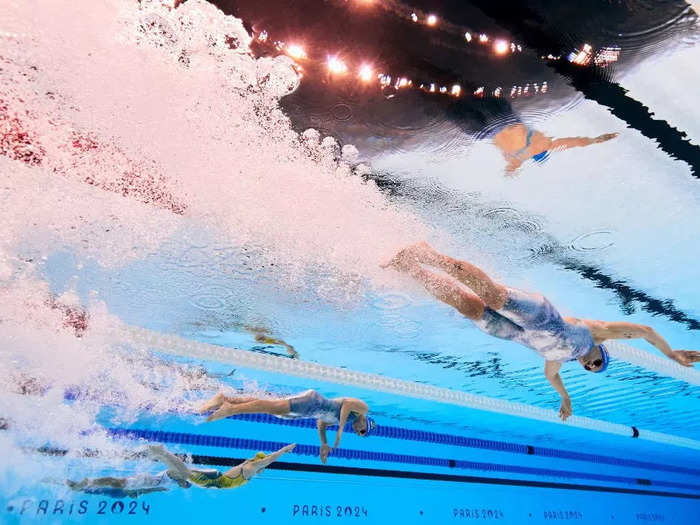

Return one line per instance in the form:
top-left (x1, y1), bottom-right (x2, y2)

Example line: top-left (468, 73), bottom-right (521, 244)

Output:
top-left (285, 390), bottom-right (345, 425)
top-left (473, 287), bottom-right (595, 362)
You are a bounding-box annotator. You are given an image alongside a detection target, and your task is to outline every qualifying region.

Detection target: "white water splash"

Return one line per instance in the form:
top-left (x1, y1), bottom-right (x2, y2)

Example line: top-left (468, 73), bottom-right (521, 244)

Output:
top-left (0, 0), bottom-right (436, 487)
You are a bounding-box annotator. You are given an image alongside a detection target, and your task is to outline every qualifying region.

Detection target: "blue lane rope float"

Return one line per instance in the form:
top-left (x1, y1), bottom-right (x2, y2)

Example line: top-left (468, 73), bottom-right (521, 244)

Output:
top-left (218, 413), bottom-right (700, 477)
top-left (114, 324), bottom-right (700, 451)
top-left (106, 427), bottom-right (700, 493)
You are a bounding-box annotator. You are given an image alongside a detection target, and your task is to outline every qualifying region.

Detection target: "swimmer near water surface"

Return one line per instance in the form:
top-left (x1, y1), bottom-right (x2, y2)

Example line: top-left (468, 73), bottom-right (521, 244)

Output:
top-left (493, 123), bottom-right (618, 173)
top-left (66, 443), bottom-right (295, 498)
top-left (199, 389), bottom-right (375, 464)
top-left (383, 243), bottom-right (700, 421)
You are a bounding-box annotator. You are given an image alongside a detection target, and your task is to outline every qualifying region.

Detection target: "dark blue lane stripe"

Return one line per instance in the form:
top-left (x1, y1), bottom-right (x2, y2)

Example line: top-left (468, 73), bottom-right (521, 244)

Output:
top-left (213, 413), bottom-right (700, 477)
top-left (64, 389), bottom-right (700, 477)
top-left (107, 428), bottom-right (700, 493)
top-left (31, 445), bottom-right (700, 500)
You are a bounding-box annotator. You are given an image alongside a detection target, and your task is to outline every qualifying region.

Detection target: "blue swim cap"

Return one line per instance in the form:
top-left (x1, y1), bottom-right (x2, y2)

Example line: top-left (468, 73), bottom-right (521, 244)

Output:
top-left (592, 344), bottom-right (609, 373)
top-left (532, 150), bottom-right (549, 163)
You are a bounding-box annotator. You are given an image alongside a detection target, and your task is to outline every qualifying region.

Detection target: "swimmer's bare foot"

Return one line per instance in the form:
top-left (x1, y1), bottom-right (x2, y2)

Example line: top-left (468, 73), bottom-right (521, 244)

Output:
top-left (67, 479), bottom-right (87, 490)
top-left (381, 242), bottom-right (435, 271)
top-left (198, 392), bottom-right (226, 414)
top-left (380, 248), bottom-right (416, 272)
top-left (207, 401), bottom-right (235, 422)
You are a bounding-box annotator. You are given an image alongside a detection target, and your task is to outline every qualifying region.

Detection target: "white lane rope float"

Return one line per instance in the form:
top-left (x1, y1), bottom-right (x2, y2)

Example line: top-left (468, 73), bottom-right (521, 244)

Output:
top-left (113, 323), bottom-right (700, 451)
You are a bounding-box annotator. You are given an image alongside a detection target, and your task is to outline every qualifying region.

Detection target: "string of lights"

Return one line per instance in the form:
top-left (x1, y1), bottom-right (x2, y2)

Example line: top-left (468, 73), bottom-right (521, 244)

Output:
top-left (343, 0), bottom-right (525, 55)
top-left (248, 1), bottom-right (618, 100)
top-left (253, 29), bottom-right (550, 101)
top-left (344, 0), bottom-right (620, 68)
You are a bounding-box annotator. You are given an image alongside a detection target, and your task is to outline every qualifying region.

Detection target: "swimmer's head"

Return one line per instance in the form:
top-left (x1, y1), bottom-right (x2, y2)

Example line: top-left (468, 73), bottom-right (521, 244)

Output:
top-left (352, 414), bottom-right (376, 437)
top-left (579, 344), bottom-right (609, 373)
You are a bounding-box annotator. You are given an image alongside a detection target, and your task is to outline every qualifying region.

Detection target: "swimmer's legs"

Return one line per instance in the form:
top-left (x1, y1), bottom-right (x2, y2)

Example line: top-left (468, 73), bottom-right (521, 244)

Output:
top-left (147, 445), bottom-right (191, 481)
top-left (391, 242), bottom-right (507, 310)
top-left (67, 477), bottom-right (126, 490)
top-left (385, 252), bottom-right (485, 320)
top-left (207, 398), bottom-right (290, 423)
top-left (198, 393), bottom-right (261, 414)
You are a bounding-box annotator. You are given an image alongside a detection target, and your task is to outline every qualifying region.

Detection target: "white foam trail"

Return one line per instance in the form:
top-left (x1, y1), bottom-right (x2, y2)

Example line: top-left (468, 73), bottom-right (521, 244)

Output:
top-left (0, 0), bottom-right (438, 487)
top-left (1, 0), bottom-right (431, 288)
top-left (0, 270), bottom-right (231, 485)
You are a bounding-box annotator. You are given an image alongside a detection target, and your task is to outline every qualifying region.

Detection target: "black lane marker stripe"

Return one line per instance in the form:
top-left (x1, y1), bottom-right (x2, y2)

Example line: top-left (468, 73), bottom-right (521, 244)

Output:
top-left (32, 447), bottom-right (700, 500)
top-left (190, 454), bottom-right (700, 500)
top-left (459, 1), bottom-right (699, 177)
top-left (370, 175), bottom-right (700, 331)
top-left (559, 259), bottom-right (700, 331)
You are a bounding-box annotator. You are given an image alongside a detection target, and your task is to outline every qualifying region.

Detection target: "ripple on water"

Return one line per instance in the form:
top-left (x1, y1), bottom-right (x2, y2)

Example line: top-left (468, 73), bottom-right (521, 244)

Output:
top-left (372, 292), bottom-right (413, 311)
top-left (569, 230), bottom-right (615, 252)
top-left (189, 285), bottom-right (236, 311)
top-left (379, 313), bottom-right (421, 341)
top-left (331, 103), bottom-right (353, 121)
top-left (482, 207), bottom-right (543, 234)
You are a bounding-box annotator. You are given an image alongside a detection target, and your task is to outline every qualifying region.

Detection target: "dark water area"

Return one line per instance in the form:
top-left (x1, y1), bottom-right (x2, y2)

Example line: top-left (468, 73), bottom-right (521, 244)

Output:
top-left (212, 0), bottom-right (698, 167)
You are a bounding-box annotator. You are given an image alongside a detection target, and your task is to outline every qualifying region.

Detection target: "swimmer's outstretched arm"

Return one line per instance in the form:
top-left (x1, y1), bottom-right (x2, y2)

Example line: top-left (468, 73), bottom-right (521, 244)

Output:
top-left (230, 443), bottom-right (296, 480)
top-left (549, 133), bottom-right (618, 151)
top-left (317, 420), bottom-right (331, 464)
top-left (254, 333), bottom-right (299, 358)
top-left (544, 361), bottom-right (572, 421)
top-left (591, 321), bottom-right (700, 367)
top-left (147, 445), bottom-right (191, 481)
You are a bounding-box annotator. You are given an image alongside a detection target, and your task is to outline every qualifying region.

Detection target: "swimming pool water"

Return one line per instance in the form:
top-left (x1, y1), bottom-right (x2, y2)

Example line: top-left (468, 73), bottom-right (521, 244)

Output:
top-left (2, 0), bottom-right (700, 524)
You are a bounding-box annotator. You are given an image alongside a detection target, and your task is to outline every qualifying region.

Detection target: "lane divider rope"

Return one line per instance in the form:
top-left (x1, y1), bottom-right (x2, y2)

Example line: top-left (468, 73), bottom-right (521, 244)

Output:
top-left (112, 324), bottom-right (700, 451)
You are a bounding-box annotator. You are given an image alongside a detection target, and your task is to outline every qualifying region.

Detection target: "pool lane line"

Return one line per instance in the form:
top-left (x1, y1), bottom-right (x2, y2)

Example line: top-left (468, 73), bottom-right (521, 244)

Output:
top-left (371, 174), bottom-right (700, 333)
top-left (105, 428), bottom-right (700, 493)
top-left (114, 323), bottom-right (700, 451)
top-left (33, 445), bottom-right (700, 500)
top-left (191, 454), bottom-right (700, 500)
top-left (203, 413), bottom-right (700, 477)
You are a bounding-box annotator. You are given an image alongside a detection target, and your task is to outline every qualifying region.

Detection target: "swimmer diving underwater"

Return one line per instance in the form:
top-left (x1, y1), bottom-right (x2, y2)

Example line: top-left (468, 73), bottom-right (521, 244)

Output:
top-left (384, 243), bottom-right (700, 420)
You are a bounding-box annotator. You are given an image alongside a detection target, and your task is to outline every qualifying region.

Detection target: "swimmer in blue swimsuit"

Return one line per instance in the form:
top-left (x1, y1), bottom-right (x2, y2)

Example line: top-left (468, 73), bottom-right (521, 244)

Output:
top-left (67, 443), bottom-right (295, 497)
top-left (200, 390), bottom-right (374, 464)
top-left (384, 243), bottom-right (700, 420)
top-left (492, 123), bottom-right (618, 173)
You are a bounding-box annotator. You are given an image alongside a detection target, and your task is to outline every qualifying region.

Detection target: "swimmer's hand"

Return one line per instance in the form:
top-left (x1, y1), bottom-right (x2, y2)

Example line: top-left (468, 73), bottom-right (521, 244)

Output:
top-left (285, 345), bottom-right (299, 359)
top-left (669, 350), bottom-right (700, 367)
top-left (505, 158), bottom-right (522, 174)
top-left (594, 132), bottom-right (618, 143)
top-left (559, 397), bottom-right (572, 421)
top-left (320, 444), bottom-right (331, 464)
top-left (280, 443), bottom-right (297, 454)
